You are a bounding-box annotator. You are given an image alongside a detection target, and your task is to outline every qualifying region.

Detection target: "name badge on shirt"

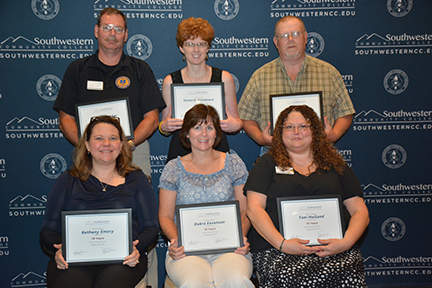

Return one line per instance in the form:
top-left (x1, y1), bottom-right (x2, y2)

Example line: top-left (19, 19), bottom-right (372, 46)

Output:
top-left (87, 80), bottom-right (103, 91)
top-left (275, 166), bottom-right (294, 175)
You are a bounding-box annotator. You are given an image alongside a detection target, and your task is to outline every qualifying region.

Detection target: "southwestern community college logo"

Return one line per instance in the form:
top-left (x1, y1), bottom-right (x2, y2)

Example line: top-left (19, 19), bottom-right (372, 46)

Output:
top-left (387, 0), bottom-right (412, 17)
top-left (230, 73), bottom-right (240, 94)
top-left (36, 74), bottom-right (62, 101)
top-left (381, 217), bottom-right (406, 241)
top-left (31, 0), bottom-right (60, 20)
top-left (382, 144), bottom-right (407, 169)
top-left (383, 69), bottom-right (409, 95)
top-left (306, 32), bottom-right (324, 57)
top-left (126, 34), bottom-right (152, 61)
top-left (40, 153), bottom-right (67, 179)
top-left (214, 0), bottom-right (240, 21)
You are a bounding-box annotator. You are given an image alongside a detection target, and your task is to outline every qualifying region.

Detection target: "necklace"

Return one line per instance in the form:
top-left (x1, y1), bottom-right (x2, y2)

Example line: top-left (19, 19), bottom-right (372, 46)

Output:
top-left (93, 170), bottom-right (115, 192)
top-left (99, 180), bottom-right (108, 192)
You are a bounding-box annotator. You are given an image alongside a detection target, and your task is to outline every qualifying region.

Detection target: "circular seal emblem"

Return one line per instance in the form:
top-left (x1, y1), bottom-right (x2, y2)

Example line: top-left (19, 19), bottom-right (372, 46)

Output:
top-left (230, 73), bottom-right (240, 94)
top-left (36, 74), bottom-right (62, 101)
top-left (382, 144), bottom-right (407, 169)
top-left (306, 32), bottom-right (325, 57)
top-left (115, 76), bottom-right (131, 89)
top-left (383, 69), bottom-right (409, 95)
top-left (31, 0), bottom-right (60, 20)
top-left (40, 153), bottom-right (67, 179)
top-left (381, 217), bottom-right (406, 241)
top-left (387, 0), bottom-right (412, 17)
top-left (126, 34), bottom-right (152, 60)
top-left (214, 0), bottom-right (240, 21)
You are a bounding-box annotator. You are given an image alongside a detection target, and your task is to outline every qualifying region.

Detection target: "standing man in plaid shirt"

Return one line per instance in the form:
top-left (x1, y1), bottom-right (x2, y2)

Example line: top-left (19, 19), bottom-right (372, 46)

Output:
top-left (239, 16), bottom-right (354, 155)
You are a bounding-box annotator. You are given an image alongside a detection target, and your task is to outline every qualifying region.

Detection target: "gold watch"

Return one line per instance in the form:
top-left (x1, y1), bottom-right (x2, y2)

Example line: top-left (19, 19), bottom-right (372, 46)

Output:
top-left (128, 140), bottom-right (136, 151)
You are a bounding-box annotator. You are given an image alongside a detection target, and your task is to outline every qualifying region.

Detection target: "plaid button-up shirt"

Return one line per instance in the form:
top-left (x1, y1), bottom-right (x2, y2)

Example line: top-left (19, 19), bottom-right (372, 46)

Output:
top-left (239, 56), bottom-right (355, 132)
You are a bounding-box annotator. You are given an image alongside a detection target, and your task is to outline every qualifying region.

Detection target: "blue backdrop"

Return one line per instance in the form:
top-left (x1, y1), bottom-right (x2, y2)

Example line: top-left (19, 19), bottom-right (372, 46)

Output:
top-left (1, 1), bottom-right (431, 287)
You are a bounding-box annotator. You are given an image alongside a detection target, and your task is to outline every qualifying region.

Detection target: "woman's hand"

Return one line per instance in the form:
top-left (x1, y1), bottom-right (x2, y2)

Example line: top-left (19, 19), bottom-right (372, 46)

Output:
top-left (234, 236), bottom-right (251, 255)
top-left (314, 238), bottom-right (351, 257)
top-left (168, 239), bottom-right (185, 260)
top-left (220, 107), bottom-right (243, 133)
top-left (123, 240), bottom-right (141, 267)
top-left (160, 107), bottom-right (183, 133)
top-left (54, 244), bottom-right (69, 270)
top-left (281, 238), bottom-right (318, 256)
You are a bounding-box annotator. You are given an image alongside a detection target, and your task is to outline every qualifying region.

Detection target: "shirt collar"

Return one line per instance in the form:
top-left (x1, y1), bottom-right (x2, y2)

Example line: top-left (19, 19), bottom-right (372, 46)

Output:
top-left (87, 50), bottom-right (130, 67)
top-left (276, 55), bottom-right (308, 77)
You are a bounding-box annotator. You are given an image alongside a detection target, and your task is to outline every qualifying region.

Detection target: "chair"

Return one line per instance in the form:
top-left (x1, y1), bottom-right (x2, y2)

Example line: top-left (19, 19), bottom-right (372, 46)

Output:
top-left (135, 241), bottom-right (158, 288)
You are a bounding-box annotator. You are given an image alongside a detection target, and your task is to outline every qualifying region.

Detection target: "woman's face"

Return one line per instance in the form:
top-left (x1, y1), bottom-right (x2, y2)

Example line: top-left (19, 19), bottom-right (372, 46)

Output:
top-left (187, 117), bottom-right (216, 152)
top-left (179, 36), bottom-right (209, 65)
top-left (85, 123), bottom-right (123, 166)
top-left (282, 111), bottom-right (312, 154)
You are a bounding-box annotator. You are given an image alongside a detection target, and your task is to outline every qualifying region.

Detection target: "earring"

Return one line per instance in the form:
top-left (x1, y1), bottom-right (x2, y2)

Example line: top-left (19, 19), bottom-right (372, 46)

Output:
top-left (205, 55), bottom-right (208, 61)
top-left (183, 56), bottom-right (185, 61)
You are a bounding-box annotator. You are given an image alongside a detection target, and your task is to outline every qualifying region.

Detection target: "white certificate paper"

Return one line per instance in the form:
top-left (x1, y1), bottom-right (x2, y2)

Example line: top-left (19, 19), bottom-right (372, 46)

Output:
top-left (270, 92), bottom-right (323, 130)
top-left (176, 201), bottom-right (243, 255)
top-left (62, 209), bottom-right (132, 265)
top-left (171, 83), bottom-right (225, 120)
top-left (277, 196), bottom-right (344, 246)
top-left (75, 98), bottom-right (134, 139)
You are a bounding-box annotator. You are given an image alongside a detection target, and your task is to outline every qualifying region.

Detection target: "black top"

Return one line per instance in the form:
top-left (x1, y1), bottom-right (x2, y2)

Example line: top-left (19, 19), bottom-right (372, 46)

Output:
top-left (40, 170), bottom-right (159, 255)
top-left (54, 51), bottom-right (166, 131)
top-left (244, 153), bottom-right (363, 253)
top-left (166, 67), bottom-right (230, 163)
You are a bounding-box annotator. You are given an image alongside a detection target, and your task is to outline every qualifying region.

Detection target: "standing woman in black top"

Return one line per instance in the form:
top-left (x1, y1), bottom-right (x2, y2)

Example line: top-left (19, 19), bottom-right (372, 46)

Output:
top-left (159, 17), bottom-right (243, 162)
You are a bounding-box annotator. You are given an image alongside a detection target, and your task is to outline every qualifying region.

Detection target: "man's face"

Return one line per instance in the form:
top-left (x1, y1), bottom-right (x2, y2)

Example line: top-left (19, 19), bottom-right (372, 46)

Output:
top-left (273, 18), bottom-right (307, 62)
top-left (94, 13), bottom-right (128, 53)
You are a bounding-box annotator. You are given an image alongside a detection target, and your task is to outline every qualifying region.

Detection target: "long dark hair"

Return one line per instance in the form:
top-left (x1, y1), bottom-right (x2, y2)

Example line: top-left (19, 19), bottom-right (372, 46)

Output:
top-left (270, 105), bottom-right (345, 174)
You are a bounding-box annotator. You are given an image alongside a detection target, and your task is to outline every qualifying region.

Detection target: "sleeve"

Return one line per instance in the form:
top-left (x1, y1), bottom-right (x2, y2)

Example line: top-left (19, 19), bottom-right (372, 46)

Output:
top-left (39, 171), bottom-right (71, 255)
top-left (158, 159), bottom-right (179, 191)
top-left (238, 71), bottom-right (261, 122)
top-left (228, 153), bottom-right (249, 187)
top-left (338, 165), bottom-right (363, 200)
top-left (330, 67), bottom-right (355, 120)
top-left (134, 171), bottom-right (159, 254)
top-left (137, 61), bottom-right (166, 115)
top-left (243, 154), bottom-right (275, 195)
top-left (53, 61), bottom-right (80, 116)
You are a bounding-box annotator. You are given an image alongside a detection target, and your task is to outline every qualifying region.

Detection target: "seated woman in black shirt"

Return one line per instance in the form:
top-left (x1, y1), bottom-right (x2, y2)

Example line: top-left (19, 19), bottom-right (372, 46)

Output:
top-left (40, 115), bottom-right (158, 288)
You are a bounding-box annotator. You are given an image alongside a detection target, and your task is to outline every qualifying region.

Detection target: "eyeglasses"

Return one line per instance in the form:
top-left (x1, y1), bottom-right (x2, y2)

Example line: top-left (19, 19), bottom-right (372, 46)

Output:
top-left (283, 124), bottom-right (310, 132)
top-left (99, 24), bottom-right (126, 34)
top-left (183, 42), bottom-right (209, 49)
top-left (275, 31), bottom-right (306, 40)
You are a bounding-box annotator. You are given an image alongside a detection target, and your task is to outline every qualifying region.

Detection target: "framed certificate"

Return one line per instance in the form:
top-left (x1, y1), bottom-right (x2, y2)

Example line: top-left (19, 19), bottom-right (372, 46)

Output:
top-left (62, 208), bottom-right (132, 266)
top-left (171, 83), bottom-right (226, 120)
top-left (176, 201), bottom-right (243, 255)
top-left (75, 97), bottom-right (134, 140)
top-left (277, 195), bottom-right (345, 246)
top-left (270, 91), bottom-right (323, 130)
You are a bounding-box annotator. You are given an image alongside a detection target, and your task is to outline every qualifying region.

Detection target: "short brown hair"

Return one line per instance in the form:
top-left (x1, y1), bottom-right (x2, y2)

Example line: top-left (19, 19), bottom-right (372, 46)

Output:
top-left (70, 115), bottom-right (138, 180)
top-left (270, 105), bottom-right (345, 174)
top-left (180, 104), bottom-right (222, 149)
top-left (176, 17), bottom-right (214, 47)
top-left (97, 8), bottom-right (127, 29)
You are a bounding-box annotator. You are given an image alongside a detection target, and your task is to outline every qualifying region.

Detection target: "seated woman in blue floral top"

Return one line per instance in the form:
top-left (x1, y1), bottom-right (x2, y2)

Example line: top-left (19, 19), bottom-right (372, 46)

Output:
top-left (158, 104), bottom-right (254, 288)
